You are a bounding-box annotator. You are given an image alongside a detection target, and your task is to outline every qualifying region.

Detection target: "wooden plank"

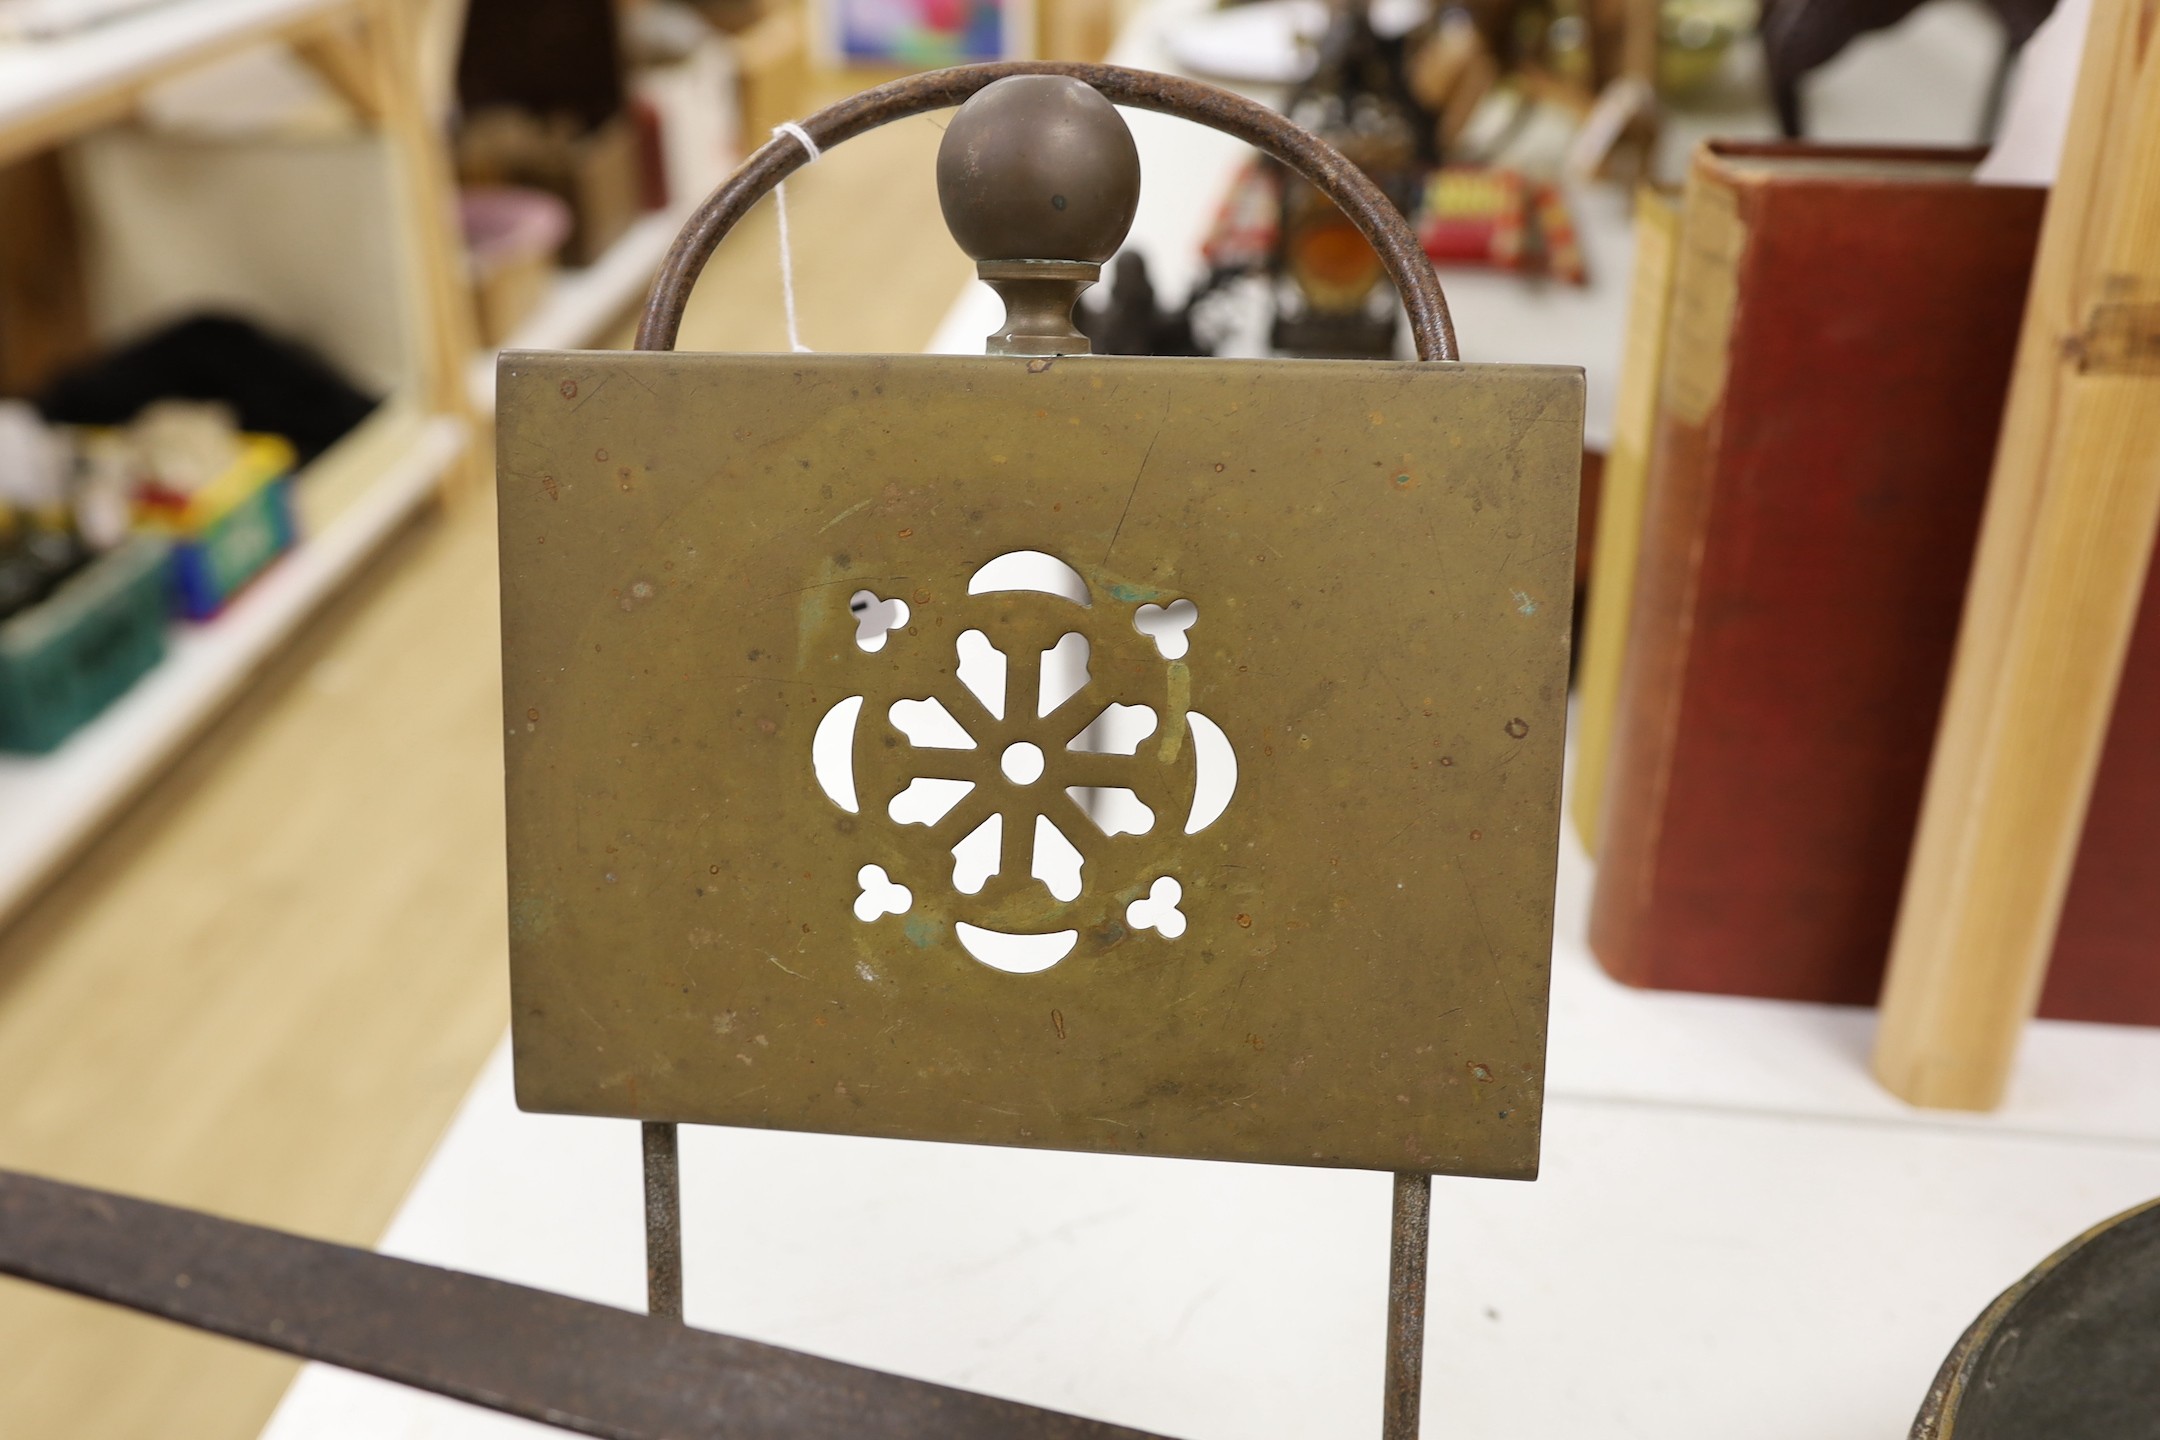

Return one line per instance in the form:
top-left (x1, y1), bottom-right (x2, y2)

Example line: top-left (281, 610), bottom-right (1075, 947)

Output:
top-left (360, 0), bottom-right (480, 483)
top-left (291, 24), bottom-right (386, 123)
top-left (1874, 0), bottom-right (2160, 1109)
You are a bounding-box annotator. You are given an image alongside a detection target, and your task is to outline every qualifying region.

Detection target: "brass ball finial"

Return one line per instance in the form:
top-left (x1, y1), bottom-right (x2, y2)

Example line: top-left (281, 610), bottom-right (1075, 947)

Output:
top-left (937, 75), bottom-right (1141, 263)
top-left (936, 76), bottom-right (1141, 356)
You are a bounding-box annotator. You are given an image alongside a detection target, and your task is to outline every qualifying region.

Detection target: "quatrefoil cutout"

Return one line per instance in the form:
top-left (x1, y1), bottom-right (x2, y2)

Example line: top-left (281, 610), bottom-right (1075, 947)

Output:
top-left (813, 552), bottom-right (1237, 974)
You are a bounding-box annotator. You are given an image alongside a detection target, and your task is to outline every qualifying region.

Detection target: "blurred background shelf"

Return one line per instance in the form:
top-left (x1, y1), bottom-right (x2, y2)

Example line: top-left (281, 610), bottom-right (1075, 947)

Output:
top-left (0, 399), bottom-right (465, 925)
top-left (0, 0), bottom-right (478, 925)
top-left (0, 0), bottom-right (351, 164)
top-left (466, 202), bottom-right (693, 409)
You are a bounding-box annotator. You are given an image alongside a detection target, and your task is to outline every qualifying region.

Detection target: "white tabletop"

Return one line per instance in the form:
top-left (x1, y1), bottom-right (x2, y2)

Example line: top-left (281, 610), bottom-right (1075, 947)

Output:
top-left (261, 720), bottom-right (2160, 1440)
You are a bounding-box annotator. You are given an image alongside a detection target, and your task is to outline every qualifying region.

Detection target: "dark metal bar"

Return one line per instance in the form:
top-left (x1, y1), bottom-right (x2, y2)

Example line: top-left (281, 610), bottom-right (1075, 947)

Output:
top-left (634, 62), bottom-right (1458, 363)
top-left (642, 1120), bottom-right (683, 1321)
top-left (0, 1168), bottom-right (1173, 1440)
top-left (1383, 1171), bottom-right (1432, 1440)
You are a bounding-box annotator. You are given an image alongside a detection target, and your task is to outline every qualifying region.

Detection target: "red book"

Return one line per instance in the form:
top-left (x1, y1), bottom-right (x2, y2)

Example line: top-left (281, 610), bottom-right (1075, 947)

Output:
top-left (1589, 142), bottom-right (2053, 1006)
top-left (2045, 578), bottom-right (2160, 1023)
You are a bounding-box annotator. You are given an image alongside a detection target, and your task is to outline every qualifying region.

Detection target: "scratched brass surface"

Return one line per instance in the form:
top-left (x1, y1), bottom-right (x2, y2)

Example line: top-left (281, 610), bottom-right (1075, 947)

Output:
top-left (497, 350), bottom-right (1581, 1178)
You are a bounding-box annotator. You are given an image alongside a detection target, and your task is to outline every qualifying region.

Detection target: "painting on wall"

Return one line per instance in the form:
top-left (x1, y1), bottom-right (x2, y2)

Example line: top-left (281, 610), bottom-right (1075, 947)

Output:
top-left (822, 0), bottom-right (1029, 65)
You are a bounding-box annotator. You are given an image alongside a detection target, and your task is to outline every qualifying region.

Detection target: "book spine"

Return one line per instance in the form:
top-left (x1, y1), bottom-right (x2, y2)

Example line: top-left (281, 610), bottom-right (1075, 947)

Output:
top-left (1570, 185), bottom-right (1680, 854)
top-left (1586, 151), bottom-right (1751, 985)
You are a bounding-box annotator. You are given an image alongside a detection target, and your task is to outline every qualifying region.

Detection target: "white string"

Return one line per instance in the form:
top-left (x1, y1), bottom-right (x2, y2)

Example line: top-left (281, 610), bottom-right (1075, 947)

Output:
top-left (772, 122), bottom-right (821, 354)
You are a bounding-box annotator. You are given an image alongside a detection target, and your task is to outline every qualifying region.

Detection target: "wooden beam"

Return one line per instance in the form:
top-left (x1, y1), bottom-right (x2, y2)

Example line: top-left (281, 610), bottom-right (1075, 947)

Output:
top-left (293, 25), bottom-right (386, 124)
top-left (1874, 0), bottom-right (2160, 1109)
top-left (357, 0), bottom-right (478, 484)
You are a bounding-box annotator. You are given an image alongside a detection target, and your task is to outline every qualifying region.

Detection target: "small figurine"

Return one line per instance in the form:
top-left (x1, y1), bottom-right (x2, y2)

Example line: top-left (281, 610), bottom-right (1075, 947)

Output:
top-left (1078, 252), bottom-right (1205, 357)
top-left (1271, 0), bottom-right (1433, 357)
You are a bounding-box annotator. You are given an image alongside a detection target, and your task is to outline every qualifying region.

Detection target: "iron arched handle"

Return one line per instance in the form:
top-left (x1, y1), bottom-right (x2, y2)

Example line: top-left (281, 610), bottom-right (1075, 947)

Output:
top-left (635, 61), bottom-right (1460, 362)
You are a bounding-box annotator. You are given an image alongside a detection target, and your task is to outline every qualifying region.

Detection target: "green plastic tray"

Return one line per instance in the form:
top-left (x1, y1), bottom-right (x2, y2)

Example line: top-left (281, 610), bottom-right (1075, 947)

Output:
top-left (0, 537), bottom-right (172, 753)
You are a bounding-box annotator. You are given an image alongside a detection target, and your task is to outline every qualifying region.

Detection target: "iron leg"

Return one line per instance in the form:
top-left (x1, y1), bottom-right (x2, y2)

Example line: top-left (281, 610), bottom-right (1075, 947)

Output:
top-left (642, 1121), bottom-right (682, 1321)
top-left (1383, 1171), bottom-right (1432, 1439)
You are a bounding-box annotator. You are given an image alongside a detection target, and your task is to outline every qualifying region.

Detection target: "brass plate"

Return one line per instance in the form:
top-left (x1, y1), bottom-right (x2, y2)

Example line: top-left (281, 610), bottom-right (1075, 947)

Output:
top-left (498, 351), bottom-right (1581, 1178)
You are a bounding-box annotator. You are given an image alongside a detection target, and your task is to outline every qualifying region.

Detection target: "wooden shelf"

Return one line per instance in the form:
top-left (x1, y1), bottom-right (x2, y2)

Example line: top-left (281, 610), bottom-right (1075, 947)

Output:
top-left (0, 0), bottom-right (355, 166)
top-left (466, 204), bottom-right (692, 408)
top-left (0, 0), bottom-right (481, 924)
top-left (0, 400), bottom-right (466, 926)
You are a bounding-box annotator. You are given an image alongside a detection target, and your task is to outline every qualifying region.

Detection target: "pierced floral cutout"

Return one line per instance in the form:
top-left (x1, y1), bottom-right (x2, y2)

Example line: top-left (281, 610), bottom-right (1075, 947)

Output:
top-left (1069, 703), bottom-right (1156, 755)
top-left (814, 551), bottom-right (1238, 973)
top-left (890, 697), bottom-right (975, 749)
